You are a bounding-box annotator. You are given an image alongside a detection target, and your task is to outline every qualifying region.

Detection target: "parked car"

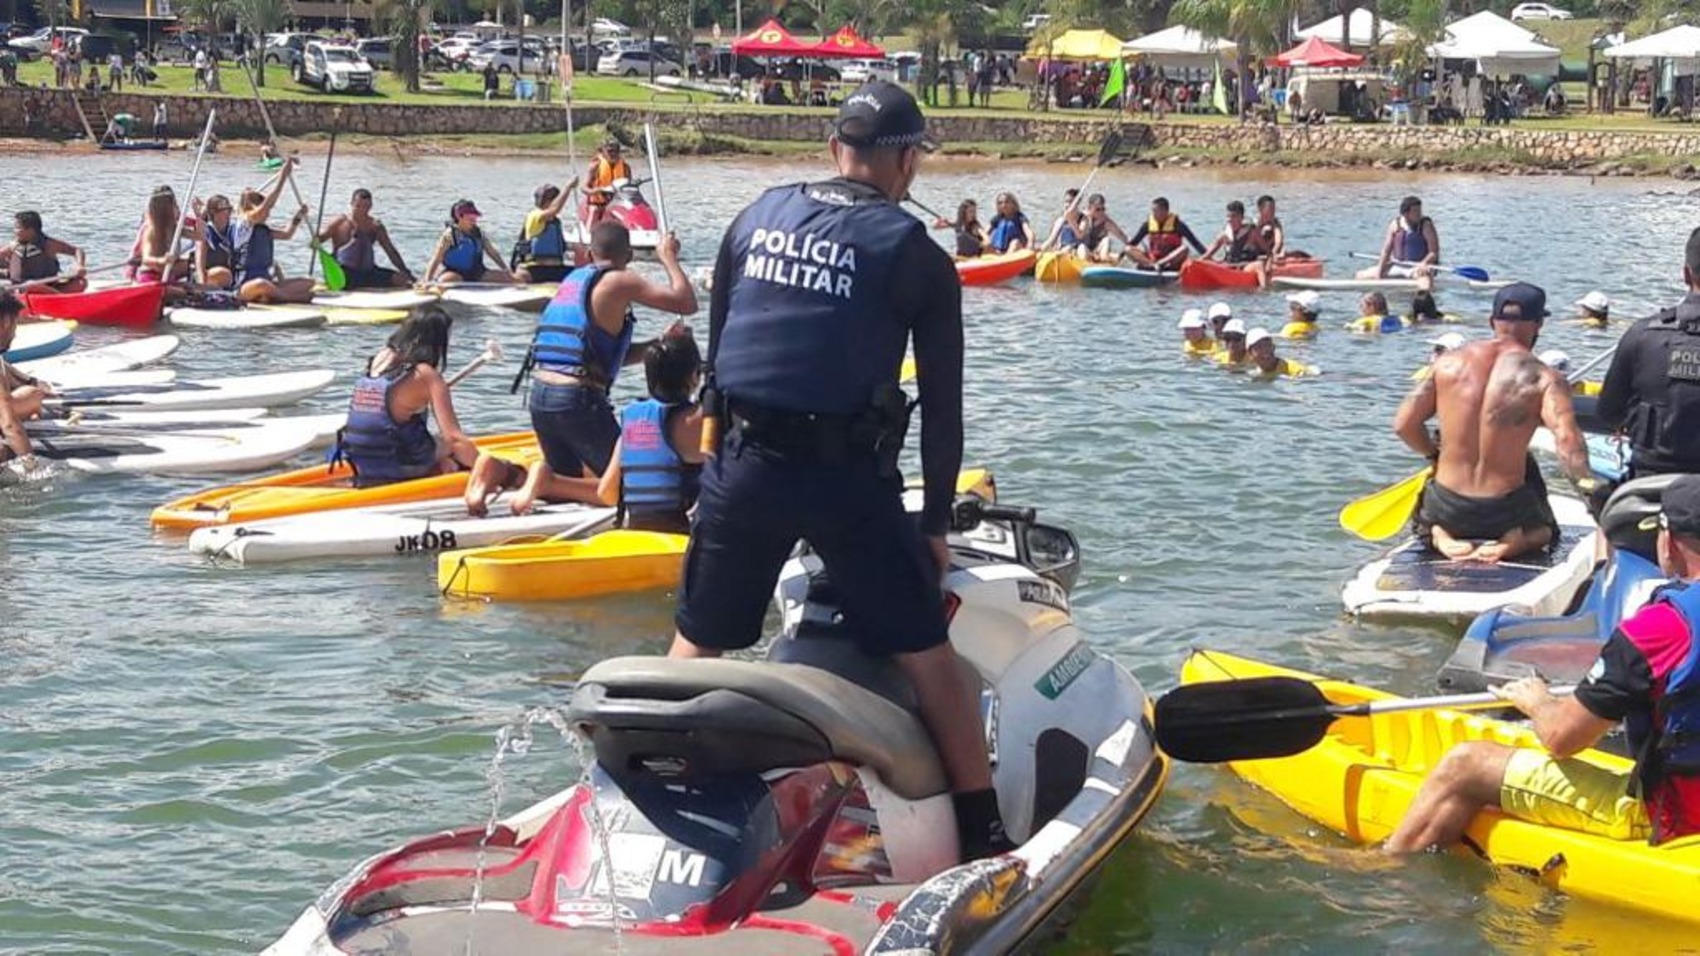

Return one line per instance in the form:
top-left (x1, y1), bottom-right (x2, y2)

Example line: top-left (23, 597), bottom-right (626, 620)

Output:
top-left (591, 18), bottom-right (631, 39)
top-left (839, 57), bottom-right (896, 84)
top-left (9, 26), bottom-right (87, 54)
top-left (596, 48), bottom-right (681, 77)
top-left (264, 32), bottom-right (313, 70)
top-left (355, 37), bottom-right (392, 68)
top-left (1510, 2), bottom-right (1572, 19)
top-left (467, 37), bottom-right (548, 73)
top-left (295, 41), bottom-right (375, 93)
top-left (1020, 13), bottom-right (1052, 31)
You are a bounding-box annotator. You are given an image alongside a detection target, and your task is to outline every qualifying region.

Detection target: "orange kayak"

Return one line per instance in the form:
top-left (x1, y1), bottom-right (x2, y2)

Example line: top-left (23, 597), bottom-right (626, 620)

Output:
top-left (151, 431), bottom-right (538, 531)
top-left (1179, 256), bottom-right (1325, 292)
top-left (955, 250), bottom-right (1037, 287)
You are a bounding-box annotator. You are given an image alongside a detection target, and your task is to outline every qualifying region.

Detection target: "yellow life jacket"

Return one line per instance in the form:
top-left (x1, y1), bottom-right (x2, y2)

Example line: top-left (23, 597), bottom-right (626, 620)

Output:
top-left (1183, 338), bottom-right (1215, 357)
top-left (1279, 320), bottom-right (1318, 340)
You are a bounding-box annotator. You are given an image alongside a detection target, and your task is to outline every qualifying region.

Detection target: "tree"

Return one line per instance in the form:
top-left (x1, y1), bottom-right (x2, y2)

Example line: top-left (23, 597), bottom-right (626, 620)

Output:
top-left (1387, 0), bottom-right (1442, 86)
top-left (380, 0), bottom-right (437, 92)
top-left (230, 0), bottom-right (287, 85)
top-left (1169, 0), bottom-right (1305, 115)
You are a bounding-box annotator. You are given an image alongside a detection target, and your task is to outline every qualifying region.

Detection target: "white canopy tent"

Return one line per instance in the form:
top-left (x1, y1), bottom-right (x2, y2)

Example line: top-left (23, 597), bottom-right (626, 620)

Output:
top-left (1603, 24), bottom-right (1700, 74)
top-left (1122, 26), bottom-right (1238, 72)
top-left (1430, 10), bottom-right (1561, 77)
top-left (1295, 9), bottom-right (1405, 49)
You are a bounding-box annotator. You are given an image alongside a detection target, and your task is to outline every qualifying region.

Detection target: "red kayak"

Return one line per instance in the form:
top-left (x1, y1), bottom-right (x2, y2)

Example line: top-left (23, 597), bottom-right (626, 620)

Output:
top-left (1179, 256), bottom-right (1325, 292)
top-left (19, 284), bottom-right (165, 329)
top-left (956, 249), bottom-right (1037, 287)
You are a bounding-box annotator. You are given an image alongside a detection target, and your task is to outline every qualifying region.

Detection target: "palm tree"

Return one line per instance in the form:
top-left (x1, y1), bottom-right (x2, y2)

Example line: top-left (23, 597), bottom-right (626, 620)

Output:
top-left (380, 0), bottom-right (437, 91)
top-left (230, 0), bottom-right (287, 85)
top-left (1170, 0), bottom-right (1304, 116)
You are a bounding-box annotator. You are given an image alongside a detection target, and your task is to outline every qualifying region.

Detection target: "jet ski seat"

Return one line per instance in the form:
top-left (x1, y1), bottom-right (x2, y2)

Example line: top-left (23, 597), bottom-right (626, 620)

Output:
top-left (569, 657), bottom-right (949, 800)
top-left (1601, 474), bottom-right (1684, 559)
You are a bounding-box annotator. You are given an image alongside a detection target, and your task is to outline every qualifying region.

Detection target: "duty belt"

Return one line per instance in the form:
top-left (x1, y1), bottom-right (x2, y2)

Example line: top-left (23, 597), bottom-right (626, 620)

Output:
top-left (727, 400), bottom-right (873, 463)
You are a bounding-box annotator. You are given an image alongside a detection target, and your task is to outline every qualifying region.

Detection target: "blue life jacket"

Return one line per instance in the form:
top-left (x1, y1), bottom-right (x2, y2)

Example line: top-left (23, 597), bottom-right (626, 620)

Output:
top-left (619, 398), bottom-right (695, 527)
top-left (442, 227), bottom-right (483, 275)
top-left (715, 181), bottom-right (917, 415)
top-left (1057, 223), bottom-right (1080, 248)
top-left (1631, 583), bottom-right (1700, 837)
top-left (529, 217), bottom-right (566, 262)
top-left (238, 223), bottom-right (276, 285)
top-left (334, 366), bottom-right (437, 486)
top-left (1396, 217), bottom-right (1431, 264)
top-left (529, 264), bottom-right (634, 386)
top-left (987, 214), bottom-right (1026, 253)
top-left (1378, 314), bottom-right (1405, 334)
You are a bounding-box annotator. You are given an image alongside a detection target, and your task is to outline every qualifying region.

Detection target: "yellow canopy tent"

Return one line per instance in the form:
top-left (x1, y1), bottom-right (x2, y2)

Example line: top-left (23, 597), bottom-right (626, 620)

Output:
top-left (1026, 28), bottom-right (1127, 60)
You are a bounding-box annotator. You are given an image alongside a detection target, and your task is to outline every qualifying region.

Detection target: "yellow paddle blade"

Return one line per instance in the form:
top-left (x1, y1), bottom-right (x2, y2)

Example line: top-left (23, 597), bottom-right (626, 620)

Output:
top-left (901, 356), bottom-right (918, 384)
top-left (1339, 466), bottom-right (1432, 541)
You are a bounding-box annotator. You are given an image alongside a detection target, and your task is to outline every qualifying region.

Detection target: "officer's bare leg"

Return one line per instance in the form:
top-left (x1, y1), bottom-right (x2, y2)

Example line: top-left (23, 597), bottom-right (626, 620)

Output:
top-left (895, 644), bottom-right (993, 791)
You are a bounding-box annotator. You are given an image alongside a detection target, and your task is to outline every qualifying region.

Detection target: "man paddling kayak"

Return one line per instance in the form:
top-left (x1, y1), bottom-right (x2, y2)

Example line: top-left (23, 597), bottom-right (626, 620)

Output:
top-left (1124, 197), bottom-right (1205, 271)
top-left (1199, 200), bottom-right (1271, 285)
top-left (1359, 195), bottom-right (1440, 292)
top-left (2, 211), bottom-right (86, 293)
top-left (1393, 282), bottom-right (1596, 563)
top-left (0, 293), bottom-right (46, 473)
top-left (318, 188), bottom-right (417, 289)
top-left (1388, 474), bottom-right (1700, 852)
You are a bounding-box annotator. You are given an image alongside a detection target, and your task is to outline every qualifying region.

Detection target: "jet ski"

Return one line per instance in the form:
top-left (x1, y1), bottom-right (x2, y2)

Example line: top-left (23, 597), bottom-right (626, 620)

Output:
top-left (1438, 475), bottom-right (1677, 692)
top-left (264, 497), bottom-right (1169, 955)
top-left (577, 177), bottom-right (661, 257)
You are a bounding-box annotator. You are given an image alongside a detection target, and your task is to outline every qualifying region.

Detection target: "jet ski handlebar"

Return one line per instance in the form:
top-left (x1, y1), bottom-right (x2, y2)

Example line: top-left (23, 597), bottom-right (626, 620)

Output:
top-left (952, 496), bottom-right (1036, 532)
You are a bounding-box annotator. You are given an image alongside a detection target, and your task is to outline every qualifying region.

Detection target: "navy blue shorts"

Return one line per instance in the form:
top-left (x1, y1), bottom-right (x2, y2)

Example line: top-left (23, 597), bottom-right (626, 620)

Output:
top-left (528, 381), bottom-right (618, 478)
top-left (675, 431), bottom-right (949, 656)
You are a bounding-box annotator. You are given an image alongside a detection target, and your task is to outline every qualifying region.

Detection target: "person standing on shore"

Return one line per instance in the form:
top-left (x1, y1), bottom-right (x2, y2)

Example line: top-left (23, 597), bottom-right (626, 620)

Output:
top-left (1597, 227), bottom-right (1700, 481)
top-left (151, 99), bottom-right (167, 140)
top-left (1360, 195), bottom-right (1440, 293)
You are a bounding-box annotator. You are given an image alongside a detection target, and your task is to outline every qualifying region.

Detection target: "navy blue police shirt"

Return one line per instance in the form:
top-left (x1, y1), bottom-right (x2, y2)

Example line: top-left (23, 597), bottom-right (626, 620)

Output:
top-left (1598, 292), bottom-right (1700, 474)
top-left (708, 178), bottom-right (964, 536)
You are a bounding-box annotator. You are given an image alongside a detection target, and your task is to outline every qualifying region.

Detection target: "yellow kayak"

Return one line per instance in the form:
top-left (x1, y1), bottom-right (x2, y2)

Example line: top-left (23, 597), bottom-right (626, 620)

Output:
top-left (438, 529), bottom-right (688, 602)
top-left (1180, 649), bottom-right (1700, 925)
top-left (151, 432), bottom-right (539, 531)
top-left (1035, 251), bottom-right (1084, 283)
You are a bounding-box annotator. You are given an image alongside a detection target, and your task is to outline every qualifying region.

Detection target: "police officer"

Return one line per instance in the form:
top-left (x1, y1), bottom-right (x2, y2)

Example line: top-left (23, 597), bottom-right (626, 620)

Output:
top-left (672, 82), bottom-right (1011, 861)
top-left (1597, 225), bottom-right (1700, 478)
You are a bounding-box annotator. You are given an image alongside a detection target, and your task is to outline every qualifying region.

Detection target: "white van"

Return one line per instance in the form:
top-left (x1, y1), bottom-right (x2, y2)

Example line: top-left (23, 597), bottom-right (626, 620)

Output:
top-left (840, 58), bottom-right (897, 84)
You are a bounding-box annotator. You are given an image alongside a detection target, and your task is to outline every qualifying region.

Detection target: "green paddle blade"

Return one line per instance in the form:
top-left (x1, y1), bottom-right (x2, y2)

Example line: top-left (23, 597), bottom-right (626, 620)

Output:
top-left (1154, 676), bottom-right (1337, 763)
top-left (318, 247), bottom-right (347, 292)
top-left (1338, 466), bottom-right (1431, 541)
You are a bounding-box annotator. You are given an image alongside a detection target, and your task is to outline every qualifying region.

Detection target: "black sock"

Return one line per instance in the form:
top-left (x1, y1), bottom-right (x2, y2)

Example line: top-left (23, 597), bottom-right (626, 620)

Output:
top-left (953, 788), bottom-right (1012, 860)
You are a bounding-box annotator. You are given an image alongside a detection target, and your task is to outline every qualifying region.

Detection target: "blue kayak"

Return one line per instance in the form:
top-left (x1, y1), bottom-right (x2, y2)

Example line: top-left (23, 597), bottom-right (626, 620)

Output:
top-left (4, 321), bottom-right (76, 363)
top-left (1079, 266), bottom-right (1178, 289)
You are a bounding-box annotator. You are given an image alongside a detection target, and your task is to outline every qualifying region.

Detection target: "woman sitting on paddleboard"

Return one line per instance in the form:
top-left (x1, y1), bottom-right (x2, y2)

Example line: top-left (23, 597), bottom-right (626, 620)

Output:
top-left (464, 325), bottom-right (703, 527)
top-left (932, 199), bottom-right (987, 258)
top-left (424, 200), bottom-right (516, 286)
top-left (228, 160), bottom-right (318, 305)
top-left (334, 306), bottom-right (477, 488)
top-left (132, 185), bottom-right (199, 291)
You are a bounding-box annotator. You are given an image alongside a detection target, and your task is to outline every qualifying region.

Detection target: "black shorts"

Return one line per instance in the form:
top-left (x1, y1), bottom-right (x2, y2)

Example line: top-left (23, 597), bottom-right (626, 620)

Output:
top-left (1415, 456), bottom-right (1558, 547)
top-left (675, 430), bottom-right (949, 656)
top-left (342, 266), bottom-right (397, 289)
top-left (524, 263), bottom-right (571, 284)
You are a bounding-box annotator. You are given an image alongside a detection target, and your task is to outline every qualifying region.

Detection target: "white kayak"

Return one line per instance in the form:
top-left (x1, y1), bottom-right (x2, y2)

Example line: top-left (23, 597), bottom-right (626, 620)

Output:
top-left (4, 321), bottom-right (76, 362)
top-left (1341, 493), bottom-right (1597, 624)
top-left (167, 306), bottom-right (327, 330)
top-left (312, 290), bottom-right (438, 311)
top-left (188, 497), bottom-right (616, 565)
top-left (1273, 276), bottom-right (1513, 293)
top-left (16, 334), bottom-right (181, 379)
top-left (438, 285), bottom-right (553, 310)
top-left (53, 370), bottom-right (337, 411)
top-left (29, 420), bottom-right (320, 475)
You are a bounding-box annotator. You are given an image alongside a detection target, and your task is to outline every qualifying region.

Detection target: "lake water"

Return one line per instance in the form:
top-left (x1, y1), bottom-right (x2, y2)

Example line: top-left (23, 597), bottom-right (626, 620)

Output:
top-left (1, 148), bottom-right (1694, 954)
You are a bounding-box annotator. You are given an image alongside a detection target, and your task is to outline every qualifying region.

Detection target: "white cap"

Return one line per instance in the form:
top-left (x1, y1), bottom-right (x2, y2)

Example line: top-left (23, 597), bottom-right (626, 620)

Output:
top-left (1245, 327), bottom-right (1272, 348)
top-left (1207, 302), bottom-right (1233, 321)
top-left (1285, 290), bottom-right (1322, 312)
top-left (1177, 309), bottom-right (1205, 330)
top-left (1221, 318), bottom-right (1248, 337)
top-left (1429, 331), bottom-right (1466, 350)
top-left (1575, 291), bottom-right (1611, 314)
top-left (1539, 348), bottom-right (1573, 372)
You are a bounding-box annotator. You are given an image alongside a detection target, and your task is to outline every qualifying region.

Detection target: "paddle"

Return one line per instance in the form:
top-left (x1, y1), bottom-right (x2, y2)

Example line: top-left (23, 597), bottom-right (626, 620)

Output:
top-left (1349, 252), bottom-right (1490, 283)
top-left (308, 110), bottom-right (342, 281)
top-left (161, 109), bottom-right (218, 278)
top-left (642, 122), bottom-right (670, 236)
top-left (1041, 128), bottom-right (1124, 253)
top-left (1339, 350), bottom-right (1616, 541)
top-left (903, 194), bottom-right (946, 222)
top-left (447, 339), bottom-right (505, 387)
top-left (1155, 672), bottom-right (1575, 764)
top-left (241, 57), bottom-right (343, 290)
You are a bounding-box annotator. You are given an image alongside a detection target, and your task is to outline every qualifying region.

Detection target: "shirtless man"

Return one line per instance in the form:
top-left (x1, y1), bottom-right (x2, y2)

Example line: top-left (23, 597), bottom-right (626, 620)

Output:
top-left (0, 293), bottom-right (48, 473)
top-left (1393, 283), bottom-right (1596, 563)
top-left (316, 189), bottom-right (415, 289)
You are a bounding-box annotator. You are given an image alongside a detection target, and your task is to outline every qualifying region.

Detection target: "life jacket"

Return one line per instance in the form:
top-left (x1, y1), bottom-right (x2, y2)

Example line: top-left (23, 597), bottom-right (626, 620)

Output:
top-left (235, 222), bottom-right (275, 284)
top-left (335, 220), bottom-right (378, 270)
top-left (1280, 320), bottom-right (1318, 340)
top-left (525, 264), bottom-right (634, 387)
top-left (11, 237), bottom-right (59, 281)
top-left (587, 156), bottom-right (633, 207)
top-left (954, 224), bottom-right (984, 259)
top-left (441, 226), bottom-right (483, 276)
top-left (714, 180), bottom-right (917, 415)
top-left (1396, 217), bottom-right (1432, 263)
top-left (987, 214), bottom-right (1026, 253)
top-left (202, 221), bottom-right (235, 275)
top-left (1632, 583), bottom-right (1700, 843)
top-left (1056, 220), bottom-right (1081, 248)
top-left (528, 216), bottom-right (567, 263)
top-left (1225, 223), bottom-right (1259, 264)
top-left (333, 365), bottom-right (438, 486)
top-left (1182, 338), bottom-right (1214, 357)
top-left (1146, 214), bottom-right (1184, 260)
top-left (619, 398), bottom-right (697, 530)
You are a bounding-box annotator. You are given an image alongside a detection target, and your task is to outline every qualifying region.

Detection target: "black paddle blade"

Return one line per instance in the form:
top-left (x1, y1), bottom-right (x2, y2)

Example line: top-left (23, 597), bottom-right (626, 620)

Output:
top-left (1096, 129), bottom-right (1125, 167)
top-left (1154, 676), bottom-right (1336, 764)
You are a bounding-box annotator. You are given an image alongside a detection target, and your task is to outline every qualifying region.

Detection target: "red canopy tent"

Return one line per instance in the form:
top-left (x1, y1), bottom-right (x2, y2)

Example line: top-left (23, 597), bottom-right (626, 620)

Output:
top-left (1268, 35), bottom-right (1363, 68)
top-left (811, 25), bottom-right (886, 59)
top-left (732, 19), bottom-right (815, 56)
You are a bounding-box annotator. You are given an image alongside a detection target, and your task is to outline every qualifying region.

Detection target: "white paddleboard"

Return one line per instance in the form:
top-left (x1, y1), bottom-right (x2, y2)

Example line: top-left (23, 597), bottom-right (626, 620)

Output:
top-left (1272, 276), bottom-right (1513, 292)
top-left (17, 335), bottom-right (181, 378)
top-left (167, 306), bottom-right (327, 330)
top-left (39, 368), bottom-right (178, 389)
top-left (438, 285), bottom-right (553, 310)
top-left (44, 407), bottom-right (271, 426)
top-left (33, 411), bottom-right (342, 446)
top-left (31, 420), bottom-right (320, 475)
top-left (54, 370), bottom-right (337, 411)
top-left (188, 497), bottom-right (616, 565)
top-left (313, 290), bottom-right (438, 311)
top-left (4, 321), bottom-right (76, 362)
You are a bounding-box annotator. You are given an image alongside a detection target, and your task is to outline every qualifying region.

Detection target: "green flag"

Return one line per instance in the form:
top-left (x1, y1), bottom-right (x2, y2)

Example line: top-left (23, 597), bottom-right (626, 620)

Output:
top-left (1100, 57), bottom-right (1126, 108)
top-left (1212, 57), bottom-right (1229, 115)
